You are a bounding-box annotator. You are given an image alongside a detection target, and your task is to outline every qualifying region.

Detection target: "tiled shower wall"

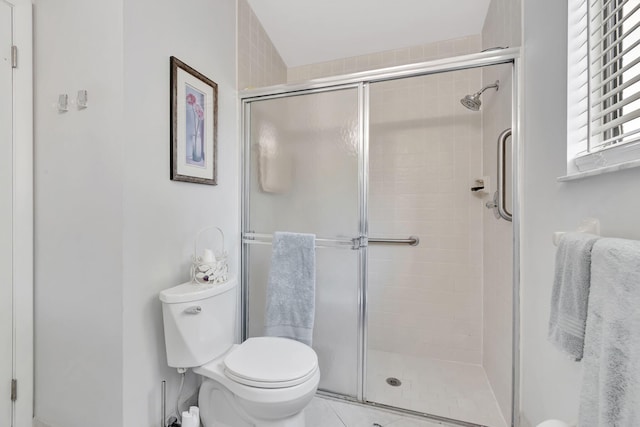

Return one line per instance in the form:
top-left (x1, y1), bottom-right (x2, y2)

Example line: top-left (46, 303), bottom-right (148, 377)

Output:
top-left (287, 36), bottom-right (486, 363)
top-left (237, 0), bottom-right (287, 89)
top-left (288, 36), bottom-right (482, 83)
top-left (367, 67), bottom-right (484, 363)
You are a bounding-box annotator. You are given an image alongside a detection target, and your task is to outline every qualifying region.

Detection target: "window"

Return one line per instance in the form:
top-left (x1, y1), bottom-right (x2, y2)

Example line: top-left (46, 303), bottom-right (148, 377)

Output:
top-left (567, 0), bottom-right (640, 174)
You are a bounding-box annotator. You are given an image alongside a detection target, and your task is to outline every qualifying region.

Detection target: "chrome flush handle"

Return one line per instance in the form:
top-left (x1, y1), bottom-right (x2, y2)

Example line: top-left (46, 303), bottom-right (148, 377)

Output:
top-left (184, 306), bottom-right (202, 314)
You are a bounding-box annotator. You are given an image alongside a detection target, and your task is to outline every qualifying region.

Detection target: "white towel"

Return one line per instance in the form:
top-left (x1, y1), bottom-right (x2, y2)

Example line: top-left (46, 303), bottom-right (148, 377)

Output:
top-left (578, 238), bottom-right (640, 426)
top-left (549, 232), bottom-right (600, 360)
top-left (264, 232), bottom-right (316, 346)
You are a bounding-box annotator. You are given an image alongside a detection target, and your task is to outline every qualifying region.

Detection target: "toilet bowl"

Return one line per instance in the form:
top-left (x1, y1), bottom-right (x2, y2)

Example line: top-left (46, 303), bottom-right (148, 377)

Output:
top-left (159, 277), bottom-right (320, 427)
top-left (195, 339), bottom-right (320, 426)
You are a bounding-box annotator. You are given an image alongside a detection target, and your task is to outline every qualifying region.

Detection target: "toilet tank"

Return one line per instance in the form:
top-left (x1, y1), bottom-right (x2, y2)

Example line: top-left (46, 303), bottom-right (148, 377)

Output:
top-left (159, 277), bottom-right (237, 369)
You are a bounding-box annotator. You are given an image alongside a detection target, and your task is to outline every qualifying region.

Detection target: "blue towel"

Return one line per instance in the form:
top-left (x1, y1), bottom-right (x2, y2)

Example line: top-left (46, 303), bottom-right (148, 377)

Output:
top-left (549, 232), bottom-right (600, 360)
top-left (264, 232), bottom-right (316, 346)
top-left (579, 238), bottom-right (640, 426)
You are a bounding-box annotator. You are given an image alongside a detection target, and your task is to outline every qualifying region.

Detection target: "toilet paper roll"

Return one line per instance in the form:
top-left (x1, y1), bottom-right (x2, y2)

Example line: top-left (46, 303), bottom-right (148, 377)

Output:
top-left (189, 406), bottom-right (200, 426)
top-left (181, 411), bottom-right (197, 427)
top-left (536, 420), bottom-right (570, 427)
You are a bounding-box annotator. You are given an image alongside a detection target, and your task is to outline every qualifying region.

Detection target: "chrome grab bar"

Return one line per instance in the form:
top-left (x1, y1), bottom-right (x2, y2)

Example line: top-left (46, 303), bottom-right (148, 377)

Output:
top-left (497, 128), bottom-right (513, 222)
top-left (368, 236), bottom-right (420, 246)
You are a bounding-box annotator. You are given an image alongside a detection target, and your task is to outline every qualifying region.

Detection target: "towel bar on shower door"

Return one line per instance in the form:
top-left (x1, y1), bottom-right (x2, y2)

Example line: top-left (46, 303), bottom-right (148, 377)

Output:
top-left (242, 232), bottom-right (420, 249)
top-left (242, 232), bottom-right (356, 249)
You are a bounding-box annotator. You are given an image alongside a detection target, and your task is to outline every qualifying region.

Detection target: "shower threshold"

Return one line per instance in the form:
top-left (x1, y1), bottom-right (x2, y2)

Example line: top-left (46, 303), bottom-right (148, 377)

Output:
top-left (315, 391), bottom-right (489, 427)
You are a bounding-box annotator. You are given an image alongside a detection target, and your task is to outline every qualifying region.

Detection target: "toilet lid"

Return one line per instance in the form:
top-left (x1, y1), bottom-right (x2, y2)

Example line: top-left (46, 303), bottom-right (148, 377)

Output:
top-left (224, 337), bottom-right (318, 389)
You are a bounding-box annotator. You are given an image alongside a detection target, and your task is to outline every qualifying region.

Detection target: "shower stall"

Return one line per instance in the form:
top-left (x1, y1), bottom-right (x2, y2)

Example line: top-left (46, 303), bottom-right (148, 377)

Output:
top-left (240, 49), bottom-right (520, 427)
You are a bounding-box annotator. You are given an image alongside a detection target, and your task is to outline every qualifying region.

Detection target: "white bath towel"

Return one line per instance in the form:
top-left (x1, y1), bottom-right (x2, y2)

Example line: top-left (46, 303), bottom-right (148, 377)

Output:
top-left (578, 238), bottom-right (640, 426)
top-left (549, 232), bottom-right (600, 360)
top-left (264, 232), bottom-right (316, 346)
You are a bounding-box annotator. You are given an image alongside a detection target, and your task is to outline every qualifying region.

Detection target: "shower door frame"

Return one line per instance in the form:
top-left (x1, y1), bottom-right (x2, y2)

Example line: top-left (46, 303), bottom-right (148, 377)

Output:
top-left (240, 47), bottom-right (522, 427)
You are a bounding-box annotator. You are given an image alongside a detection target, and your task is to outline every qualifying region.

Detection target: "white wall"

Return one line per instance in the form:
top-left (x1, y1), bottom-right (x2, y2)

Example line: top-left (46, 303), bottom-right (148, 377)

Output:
top-left (521, 0), bottom-right (640, 425)
top-left (122, 0), bottom-right (238, 425)
top-left (0, 2), bottom-right (15, 422)
top-left (33, 1), bottom-right (124, 426)
top-left (34, 1), bottom-right (238, 426)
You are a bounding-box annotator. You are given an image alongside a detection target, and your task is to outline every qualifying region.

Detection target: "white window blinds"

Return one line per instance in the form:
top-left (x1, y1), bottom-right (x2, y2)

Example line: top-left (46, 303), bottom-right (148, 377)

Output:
top-left (568, 0), bottom-right (640, 163)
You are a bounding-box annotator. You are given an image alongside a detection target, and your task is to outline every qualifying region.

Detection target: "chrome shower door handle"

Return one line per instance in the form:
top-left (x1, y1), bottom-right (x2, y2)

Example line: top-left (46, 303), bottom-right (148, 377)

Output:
top-left (497, 128), bottom-right (513, 222)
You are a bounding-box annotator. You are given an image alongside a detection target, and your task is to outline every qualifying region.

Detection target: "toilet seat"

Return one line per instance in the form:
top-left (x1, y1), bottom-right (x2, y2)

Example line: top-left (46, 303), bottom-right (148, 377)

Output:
top-left (224, 337), bottom-right (318, 389)
top-left (194, 354), bottom-right (320, 404)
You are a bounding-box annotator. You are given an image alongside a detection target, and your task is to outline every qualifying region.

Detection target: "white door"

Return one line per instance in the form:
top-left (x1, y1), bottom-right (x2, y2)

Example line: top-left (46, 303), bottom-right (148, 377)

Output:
top-left (0, 1), bottom-right (14, 425)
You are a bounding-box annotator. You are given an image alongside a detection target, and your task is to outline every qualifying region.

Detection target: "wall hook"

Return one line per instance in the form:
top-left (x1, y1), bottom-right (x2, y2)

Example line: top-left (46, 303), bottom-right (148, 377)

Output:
top-left (77, 90), bottom-right (88, 109)
top-left (57, 94), bottom-right (69, 113)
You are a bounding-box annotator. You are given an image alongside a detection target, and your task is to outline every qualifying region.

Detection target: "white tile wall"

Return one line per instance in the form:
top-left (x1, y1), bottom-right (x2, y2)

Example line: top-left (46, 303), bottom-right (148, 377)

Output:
top-left (367, 63), bottom-right (484, 364)
top-left (237, 0), bottom-right (287, 89)
top-left (287, 36), bottom-right (482, 83)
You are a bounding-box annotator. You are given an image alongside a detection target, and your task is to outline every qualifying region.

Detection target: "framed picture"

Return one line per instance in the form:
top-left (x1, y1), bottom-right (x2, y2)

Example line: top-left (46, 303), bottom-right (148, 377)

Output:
top-left (170, 56), bottom-right (218, 185)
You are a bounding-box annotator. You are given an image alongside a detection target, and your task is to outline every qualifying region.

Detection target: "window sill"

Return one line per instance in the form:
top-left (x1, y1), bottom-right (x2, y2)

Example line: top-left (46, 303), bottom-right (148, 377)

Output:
top-left (559, 140), bottom-right (640, 182)
top-left (558, 158), bottom-right (640, 181)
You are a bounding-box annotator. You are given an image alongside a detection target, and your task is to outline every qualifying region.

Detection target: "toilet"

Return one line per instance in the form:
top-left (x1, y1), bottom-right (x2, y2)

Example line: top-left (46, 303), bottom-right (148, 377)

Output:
top-left (160, 276), bottom-right (320, 427)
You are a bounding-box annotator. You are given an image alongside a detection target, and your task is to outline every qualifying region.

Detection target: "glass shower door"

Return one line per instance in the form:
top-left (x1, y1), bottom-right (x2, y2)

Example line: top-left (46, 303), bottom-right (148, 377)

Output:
top-left (243, 87), bottom-right (362, 397)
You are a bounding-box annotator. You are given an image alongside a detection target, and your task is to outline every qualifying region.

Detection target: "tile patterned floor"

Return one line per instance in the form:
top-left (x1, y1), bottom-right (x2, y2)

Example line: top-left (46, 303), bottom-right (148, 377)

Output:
top-left (364, 350), bottom-right (507, 427)
top-left (306, 396), bottom-right (447, 427)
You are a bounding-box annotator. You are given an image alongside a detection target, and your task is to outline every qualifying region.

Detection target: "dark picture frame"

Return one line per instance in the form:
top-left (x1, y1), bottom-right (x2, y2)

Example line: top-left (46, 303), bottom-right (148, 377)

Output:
top-left (170, 56), bottom-right (218, 185)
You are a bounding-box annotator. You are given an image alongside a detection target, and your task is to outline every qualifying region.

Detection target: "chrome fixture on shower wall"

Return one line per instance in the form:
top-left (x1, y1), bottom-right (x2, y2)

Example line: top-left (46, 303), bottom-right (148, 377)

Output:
top-left (485, 128), bottom-right (513, 222)
top-left (460, 80), bottom-right (499, 111)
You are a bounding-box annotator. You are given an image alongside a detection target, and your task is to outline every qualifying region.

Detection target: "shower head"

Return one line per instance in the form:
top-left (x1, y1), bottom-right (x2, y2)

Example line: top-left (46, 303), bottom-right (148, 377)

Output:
top-left (460, 80), bottom-right (500, 111)
top-left (460, 94), bottom-right (482, 111)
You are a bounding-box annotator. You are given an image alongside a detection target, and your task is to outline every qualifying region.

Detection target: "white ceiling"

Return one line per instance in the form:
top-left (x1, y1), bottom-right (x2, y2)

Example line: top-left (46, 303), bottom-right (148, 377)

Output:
top-left (247, 0), bottom-right (492, 68)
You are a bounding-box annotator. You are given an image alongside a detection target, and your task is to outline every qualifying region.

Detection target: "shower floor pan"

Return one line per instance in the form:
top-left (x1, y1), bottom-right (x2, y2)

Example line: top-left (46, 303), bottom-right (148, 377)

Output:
top-left (366, 350), bottom-right (507, 427)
